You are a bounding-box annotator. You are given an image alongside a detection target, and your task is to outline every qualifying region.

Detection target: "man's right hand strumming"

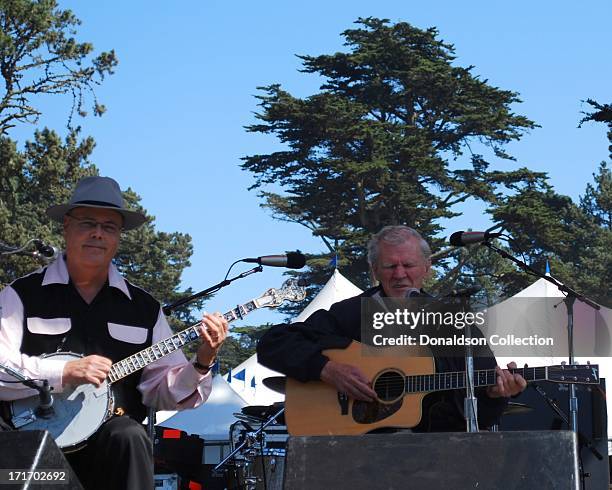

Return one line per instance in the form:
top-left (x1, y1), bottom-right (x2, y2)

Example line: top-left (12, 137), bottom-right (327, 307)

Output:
top-left (62, 355), bottom-right (112, 387)
top-left (320, 360), bottom-right (377, 402)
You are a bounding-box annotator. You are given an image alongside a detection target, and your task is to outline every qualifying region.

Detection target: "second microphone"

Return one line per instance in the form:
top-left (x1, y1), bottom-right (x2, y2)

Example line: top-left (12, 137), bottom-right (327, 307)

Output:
top-left (242, 251), bottom-right (306, 269)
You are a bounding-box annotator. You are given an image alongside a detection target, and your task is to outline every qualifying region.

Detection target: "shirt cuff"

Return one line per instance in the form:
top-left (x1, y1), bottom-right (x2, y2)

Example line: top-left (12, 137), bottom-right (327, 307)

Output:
top-left (172, 360), bottom-right (212, 404)
top-left (38, 359), bottom-right (68, 394)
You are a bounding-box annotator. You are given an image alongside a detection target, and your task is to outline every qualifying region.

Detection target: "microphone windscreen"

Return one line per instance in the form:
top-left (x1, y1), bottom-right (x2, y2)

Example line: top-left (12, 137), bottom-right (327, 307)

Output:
top-left (448, 231), bottom-right (465, 246)
top-left (286, 251), bottom-right (306, 269)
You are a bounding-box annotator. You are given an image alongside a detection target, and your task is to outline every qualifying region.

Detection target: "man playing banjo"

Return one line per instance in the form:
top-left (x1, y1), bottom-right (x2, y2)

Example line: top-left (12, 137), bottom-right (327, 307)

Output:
top-left (0, 176), bottom-right (228, 489)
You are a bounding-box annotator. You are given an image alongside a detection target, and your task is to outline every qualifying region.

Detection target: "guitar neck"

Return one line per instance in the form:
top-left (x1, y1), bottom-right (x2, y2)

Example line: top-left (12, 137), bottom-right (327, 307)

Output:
top-left (406, 366), bottom-right (548, 394)
top-left (107, 299), bottom-right (260, 384)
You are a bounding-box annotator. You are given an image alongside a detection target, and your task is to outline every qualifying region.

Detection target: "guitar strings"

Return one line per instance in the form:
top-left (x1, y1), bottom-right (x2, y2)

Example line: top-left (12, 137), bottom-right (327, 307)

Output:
top-left (370, 367), bottom-right (548, 393)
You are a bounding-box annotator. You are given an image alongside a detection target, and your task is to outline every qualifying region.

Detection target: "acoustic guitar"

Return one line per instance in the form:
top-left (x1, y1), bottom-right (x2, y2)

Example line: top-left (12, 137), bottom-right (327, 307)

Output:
top-left (284, 341), bottom-right (600, 436)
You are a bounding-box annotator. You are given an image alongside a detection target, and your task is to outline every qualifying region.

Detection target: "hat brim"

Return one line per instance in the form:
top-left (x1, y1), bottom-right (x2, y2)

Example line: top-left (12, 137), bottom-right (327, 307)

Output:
top-left (46, 203), bottom-right (147, 231)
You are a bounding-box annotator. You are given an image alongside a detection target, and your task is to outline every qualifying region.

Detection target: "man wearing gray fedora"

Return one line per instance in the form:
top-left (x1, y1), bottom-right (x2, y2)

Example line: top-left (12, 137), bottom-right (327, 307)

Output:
top-left (0, 176), bottom-right (228, 489)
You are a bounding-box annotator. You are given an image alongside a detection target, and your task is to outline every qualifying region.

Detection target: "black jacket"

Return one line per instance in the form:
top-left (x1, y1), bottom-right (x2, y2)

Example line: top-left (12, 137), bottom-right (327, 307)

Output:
top-left (257, 286), bottom-right (507, 431)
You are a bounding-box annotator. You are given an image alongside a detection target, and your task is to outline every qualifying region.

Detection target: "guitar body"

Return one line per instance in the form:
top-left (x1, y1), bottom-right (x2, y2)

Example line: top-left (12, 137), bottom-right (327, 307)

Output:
top-left (9, 352), bottom-right (114, 453)
top-left (285, 341), bottom-right (434, 436)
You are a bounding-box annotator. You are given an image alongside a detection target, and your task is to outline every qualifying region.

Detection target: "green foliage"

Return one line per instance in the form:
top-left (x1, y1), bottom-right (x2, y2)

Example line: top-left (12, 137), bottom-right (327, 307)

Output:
top-left (0, 128), bottom-right (95, 285)
top-left (242, 18), bottom-right (611, 312)
top-left (242, 17), bottom-right (540, 308)
top-left (580, 99), bottom-right (612, 128)
top-left (0, 128), bottom-right (202, 325)
top-left (469, 156), bottom-right (611, 306)
top-left (0, 3), bottom-right (215, 365)
top-left (581, 162), bottom-right (611, 231)
top-left (179, 324), bottom-right (272, 373)
top-left (0, 0), bottom-right (117, 133)
top-left (216, 325), bottom-right (271, 373)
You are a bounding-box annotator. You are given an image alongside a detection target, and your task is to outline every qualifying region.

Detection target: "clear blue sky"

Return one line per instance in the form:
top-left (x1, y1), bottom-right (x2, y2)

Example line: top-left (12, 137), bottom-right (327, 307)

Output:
top-left (11, 0), bottom-right (612, 324)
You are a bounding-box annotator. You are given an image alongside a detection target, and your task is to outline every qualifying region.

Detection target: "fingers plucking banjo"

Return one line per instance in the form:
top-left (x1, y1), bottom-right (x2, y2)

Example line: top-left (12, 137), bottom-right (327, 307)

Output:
top-left (5, 279), bottom-right (306, 452)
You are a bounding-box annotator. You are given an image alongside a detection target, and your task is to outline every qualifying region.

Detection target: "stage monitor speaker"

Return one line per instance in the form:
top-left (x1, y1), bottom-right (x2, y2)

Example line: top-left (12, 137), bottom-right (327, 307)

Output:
top-left (499, 380), bottom-right (608, 490)
top-left (285, 431), bottom-right (579, 490)
top-left (0, 430), bottom-right (82, 489)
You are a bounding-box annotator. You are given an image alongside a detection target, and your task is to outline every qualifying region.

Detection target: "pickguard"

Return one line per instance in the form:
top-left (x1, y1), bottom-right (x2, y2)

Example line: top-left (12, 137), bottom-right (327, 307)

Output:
top-left (352, 399), bottom-right (403, 424)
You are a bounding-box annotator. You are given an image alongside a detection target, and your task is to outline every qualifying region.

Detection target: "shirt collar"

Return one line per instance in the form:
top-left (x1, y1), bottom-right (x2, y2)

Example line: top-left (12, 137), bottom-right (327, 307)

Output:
top-left (42, 254), bottom-right (132, 300)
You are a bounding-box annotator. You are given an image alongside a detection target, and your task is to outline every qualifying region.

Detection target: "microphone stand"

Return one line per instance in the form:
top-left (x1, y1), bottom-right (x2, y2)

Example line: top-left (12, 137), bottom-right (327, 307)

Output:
top-left (214, 406), bottom-right (285, 472)
top-left (162, 265), bottom-right (263, 316)
top-left (531, 382), bottom-right (602, 490)
top-left (0, 363), bottom-right (54, 422)
top-left (417, 289), bottom-right (481, 431)
top-left (0, 240), bottom-right (36, 258)
top-left (460, 293), bottom-right (479, 432)
top-left (0, 239), bottom-right (56, 263)
top-left (481, 241), bottom-right (600, 434)
top-left (530, 383), bottom-right (603, 461)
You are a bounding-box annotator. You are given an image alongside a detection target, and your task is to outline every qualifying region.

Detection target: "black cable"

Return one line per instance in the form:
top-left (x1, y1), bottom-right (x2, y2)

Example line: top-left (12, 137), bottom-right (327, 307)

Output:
top-left (224, 260), bottom-right (242, 281)
top-left (0, 379), bottom-right (43, 384)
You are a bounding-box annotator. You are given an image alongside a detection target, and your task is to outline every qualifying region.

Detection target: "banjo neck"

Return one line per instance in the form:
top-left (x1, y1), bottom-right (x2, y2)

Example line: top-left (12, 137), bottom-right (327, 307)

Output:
top-left (107, 298), bottom-right (261, 384)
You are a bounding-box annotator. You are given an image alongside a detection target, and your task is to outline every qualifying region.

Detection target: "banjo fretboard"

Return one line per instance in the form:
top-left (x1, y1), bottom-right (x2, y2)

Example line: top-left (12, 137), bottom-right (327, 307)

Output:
top-left (107, 299), bottom-right (262, 383)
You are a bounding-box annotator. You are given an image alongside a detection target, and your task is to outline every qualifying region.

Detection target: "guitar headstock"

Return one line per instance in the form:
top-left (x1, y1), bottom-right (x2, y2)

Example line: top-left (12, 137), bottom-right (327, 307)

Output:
top-left (547, 364), bottom-right (599, 385)
top-left (254, 278), bottom-right (307, 309)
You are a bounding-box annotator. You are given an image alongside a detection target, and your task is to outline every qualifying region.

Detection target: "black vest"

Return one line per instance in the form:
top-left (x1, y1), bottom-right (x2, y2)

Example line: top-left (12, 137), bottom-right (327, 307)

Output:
top-left (11, 268), bottom-right (160, 422)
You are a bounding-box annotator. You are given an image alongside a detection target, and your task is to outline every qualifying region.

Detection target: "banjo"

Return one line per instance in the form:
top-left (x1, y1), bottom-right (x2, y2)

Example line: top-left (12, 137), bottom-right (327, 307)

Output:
top-left (6, 279), bottom-right (306, 452)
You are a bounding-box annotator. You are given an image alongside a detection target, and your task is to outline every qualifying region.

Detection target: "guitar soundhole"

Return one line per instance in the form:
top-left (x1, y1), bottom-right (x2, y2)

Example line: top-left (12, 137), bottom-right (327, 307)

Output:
top-left (373, 370), bottom-right (405, 403)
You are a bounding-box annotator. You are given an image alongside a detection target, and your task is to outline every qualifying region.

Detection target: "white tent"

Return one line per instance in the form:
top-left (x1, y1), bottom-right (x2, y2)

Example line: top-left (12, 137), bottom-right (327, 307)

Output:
top-left (490, 276), bottom-right (612, 362)
top-left (293, 269), bottom-right (363, 323)
top-left (225, 269), bottom-right (363, 405)
top-left (489, 276), bottom-right (612, 445)
top-left (156, 374), bottom-right (248, 440)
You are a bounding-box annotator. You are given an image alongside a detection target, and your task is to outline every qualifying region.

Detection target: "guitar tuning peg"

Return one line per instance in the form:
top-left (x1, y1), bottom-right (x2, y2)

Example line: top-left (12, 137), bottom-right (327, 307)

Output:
top-left (523, 363), bottom-right (529, 368)
top-left (586, 361), bottom-right (591, 365)
top-left (561, 361), bottom-right (567, 366)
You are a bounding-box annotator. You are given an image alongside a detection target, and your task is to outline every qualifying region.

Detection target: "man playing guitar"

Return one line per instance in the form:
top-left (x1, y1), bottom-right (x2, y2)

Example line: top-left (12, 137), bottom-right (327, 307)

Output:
top-left (258, 225), bottom-right (527, 432)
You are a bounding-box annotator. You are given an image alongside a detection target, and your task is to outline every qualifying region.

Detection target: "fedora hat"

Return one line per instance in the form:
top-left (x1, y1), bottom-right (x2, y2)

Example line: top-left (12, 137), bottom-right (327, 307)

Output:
top-left (46, 176), bottom-right (146, 231)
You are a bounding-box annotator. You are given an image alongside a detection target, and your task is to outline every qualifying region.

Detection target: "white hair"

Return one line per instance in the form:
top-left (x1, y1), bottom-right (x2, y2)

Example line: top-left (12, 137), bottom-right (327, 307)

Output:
top-left (367, 225), bottom-right (431, 267)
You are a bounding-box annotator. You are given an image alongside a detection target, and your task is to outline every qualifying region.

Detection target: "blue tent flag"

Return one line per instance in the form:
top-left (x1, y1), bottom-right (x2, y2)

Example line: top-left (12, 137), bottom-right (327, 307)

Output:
top-left (233, 368), bottom-right (246, 381)
top-left (226, 367), bottom-right (232, 383)
top-left (251, 376), bottom-right (256, 388)
top-left (211, 360), bottom-right (219, 375)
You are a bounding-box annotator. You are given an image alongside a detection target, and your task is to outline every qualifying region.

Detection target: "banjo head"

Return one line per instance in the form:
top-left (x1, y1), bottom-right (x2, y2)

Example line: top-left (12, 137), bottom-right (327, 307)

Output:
top-left (10, 352), bottom-right (114, 452)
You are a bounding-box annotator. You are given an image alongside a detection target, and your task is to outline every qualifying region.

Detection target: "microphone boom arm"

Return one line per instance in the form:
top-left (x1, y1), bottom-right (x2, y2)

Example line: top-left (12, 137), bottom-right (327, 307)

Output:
top-left (162, 265), bottom-right (263, 316)
top-left (482, 241), bottom-right (599, 310)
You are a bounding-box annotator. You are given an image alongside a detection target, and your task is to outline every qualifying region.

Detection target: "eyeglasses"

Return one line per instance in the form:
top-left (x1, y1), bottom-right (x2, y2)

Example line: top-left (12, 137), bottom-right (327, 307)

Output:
top-left (66, 214), bottom-right (122, 235)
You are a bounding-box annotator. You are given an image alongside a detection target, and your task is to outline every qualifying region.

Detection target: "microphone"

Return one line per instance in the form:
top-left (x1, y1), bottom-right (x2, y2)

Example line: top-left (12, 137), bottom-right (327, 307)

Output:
top-left (35, 379), bottom-right (54, 418)
top-left (449, 231), bottom-right (502, 246)
top-left (405, 288), bottom-right (421, 298)
top-left (19, 377), bottom-right (54, 418)
top-left (243, 251), bottom-right (306, 269)
top-left (33, 239), bottom-right (60, 260)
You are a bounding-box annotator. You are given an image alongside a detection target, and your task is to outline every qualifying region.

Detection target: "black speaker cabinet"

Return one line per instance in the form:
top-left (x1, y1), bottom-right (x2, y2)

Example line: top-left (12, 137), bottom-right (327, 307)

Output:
top-left (285, 431), bottom-right (579, 490)
top-left (0, 430), bottom-right (82, 489)
top-left (500, 380), bottom-right (608, 490)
